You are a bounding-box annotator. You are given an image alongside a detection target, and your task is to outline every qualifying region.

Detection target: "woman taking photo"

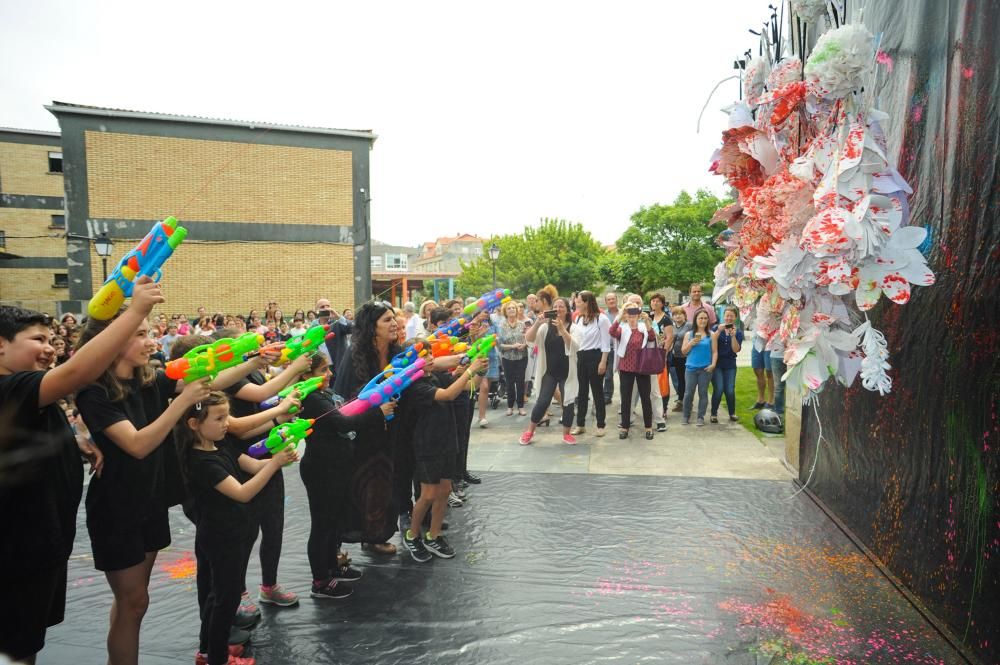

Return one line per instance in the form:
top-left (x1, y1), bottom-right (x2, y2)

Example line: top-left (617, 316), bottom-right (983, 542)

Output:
top-left (332, 302), bottom-right (402, 556)
top-left (609, 304), bottom-right (657, 440)
top-left (497, 302), bottom-right (528, 416)
top-left (710, 306), bottom-right (743, 423)
top-left (571, 291), bottom-right (610, 437)
top-left (681, 310), bottom-right (718, 426)
top-left (520, 297), bottom-right (579, 446)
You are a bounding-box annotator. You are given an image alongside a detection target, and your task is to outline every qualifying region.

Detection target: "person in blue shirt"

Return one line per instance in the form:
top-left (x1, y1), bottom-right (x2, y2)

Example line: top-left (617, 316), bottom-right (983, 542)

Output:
top-left (681, 310), bottom-right (718, 426)
top-left (710, 306), bottom-right (744, 423)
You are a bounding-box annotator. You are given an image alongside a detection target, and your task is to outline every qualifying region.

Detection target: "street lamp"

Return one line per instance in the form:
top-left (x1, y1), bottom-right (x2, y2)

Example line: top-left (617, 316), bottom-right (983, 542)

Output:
top-left (488, 242), bottom-right (501, 289)
top-left (94, 232), bottom-right (114, 282)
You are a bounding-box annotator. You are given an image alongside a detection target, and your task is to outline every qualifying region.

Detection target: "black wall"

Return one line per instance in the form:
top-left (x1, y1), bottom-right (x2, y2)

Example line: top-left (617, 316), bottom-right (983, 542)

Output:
top-left (801, 1), bottom-right (1000, 662)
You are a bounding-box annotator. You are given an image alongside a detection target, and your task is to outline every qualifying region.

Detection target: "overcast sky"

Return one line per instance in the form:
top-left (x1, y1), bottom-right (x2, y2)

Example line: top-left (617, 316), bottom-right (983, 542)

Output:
top-left (0, 0), bottom-right (767, 247)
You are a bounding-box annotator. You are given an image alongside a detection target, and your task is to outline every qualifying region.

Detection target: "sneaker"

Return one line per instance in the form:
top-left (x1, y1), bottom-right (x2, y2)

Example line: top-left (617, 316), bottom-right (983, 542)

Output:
top-left (258, 583), bottom-right (299, 607)
top-left (403, 531), bottom-right (433, 563)
top-left (196, 645), bottom-right (246, 665)
top-left (228, 626), bottom-right (251, 646)
top-left (519, 430), bottom-right (534, 445)
top-left (751, 401), bottom-right (766, 409)
top-left (562, 433), bottom-right (578, 445)
top-left (333, 565), bottom-right (363, 582)
top-left (682, 419), bottom-right (691, 426)
top-left (478, 418), bottom-right (489, 428)
top-left (310, 579), bottom-right (353, 599)
top-left (199, 656), bottom-right (255, 665)
top-left (729, 415), bottom-right (739, 422)
top-left (454, 485), bottom-right (467, 500)
top-left (595, 427), bottom-right (606, 437)
top-left (763, 403), bottom-right (775, 410)
top-left (463, 471), bottom-right (482, 484)
top-left (423, 534), bottom-right (456, 559)
top-left (447, 491), bottom-right (464, 507)
top-left (238, 590), bottom-right (260, 617)
top-left (656, 422), bottom-right (667, 432)
top-left (697, 418), bottom-right (705, 427)
top-left (645, 431), bottom-right (654, 440)
top-left (570, 426), bottom-right (585, 435)
top-left (671, 402), bottom-right (683, 412)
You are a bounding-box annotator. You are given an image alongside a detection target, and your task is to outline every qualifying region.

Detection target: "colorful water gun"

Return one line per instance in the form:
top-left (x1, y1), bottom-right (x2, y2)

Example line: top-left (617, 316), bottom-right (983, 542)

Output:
top-left (165, 333), bottom-right (264, 382)
top-left (244, 340), bottom-right (285, 361)
top-left (338, 358), bottom-right (426, 421)
top-left (434, 317), bottom-right (470, 339)
top-left (462, 289), bottom-right (512, 317)
top-left (461, 334), bottom-right (496, 368)
top-left (88, 217), bottom-right (188, 320)
top-left (247, 418), bottom-right (314, 459)
top-left (386, 342), bottom-right (427, 371)
top-left (259, 375), bottom-right (327, 414)
top-left (428, 335), bottom-right (469, 358)
top-left (278, 324), bottom-right (334, 364)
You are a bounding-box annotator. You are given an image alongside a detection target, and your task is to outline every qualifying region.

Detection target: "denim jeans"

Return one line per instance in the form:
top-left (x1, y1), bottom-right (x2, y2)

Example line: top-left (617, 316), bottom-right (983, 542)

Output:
top-left (710, 366), bottom-right (738, 417)
top-left (770, 356), bottom-right (787, 414)
top-left (683, 367), bottom-right (712, 421)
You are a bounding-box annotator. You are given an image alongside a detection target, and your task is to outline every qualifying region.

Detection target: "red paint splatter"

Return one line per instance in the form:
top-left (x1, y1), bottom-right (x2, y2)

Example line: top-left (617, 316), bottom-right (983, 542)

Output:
top-left (876, 50), bottom-right (894, 72)
top-left (962, 66), bottom-right (974, 80)
top-left (160, 552), bottom-right (197, 580)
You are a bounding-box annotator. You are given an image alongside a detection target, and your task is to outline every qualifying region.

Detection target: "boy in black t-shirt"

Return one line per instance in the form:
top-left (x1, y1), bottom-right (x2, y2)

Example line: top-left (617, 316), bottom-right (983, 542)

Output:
top-left (400, 354), bottom-right (486, 562)
top-left (0, 277), bottom-right (163, 664)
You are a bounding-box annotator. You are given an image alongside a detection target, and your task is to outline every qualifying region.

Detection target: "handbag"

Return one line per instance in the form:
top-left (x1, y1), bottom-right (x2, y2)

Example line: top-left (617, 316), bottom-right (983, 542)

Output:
top-left (636, 339), bottom-right (666, 375)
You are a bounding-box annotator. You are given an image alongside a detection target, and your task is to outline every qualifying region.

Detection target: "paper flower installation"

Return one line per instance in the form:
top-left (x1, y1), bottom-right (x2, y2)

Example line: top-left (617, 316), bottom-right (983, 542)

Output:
top-left (709, 23), bottom-right (935, 397)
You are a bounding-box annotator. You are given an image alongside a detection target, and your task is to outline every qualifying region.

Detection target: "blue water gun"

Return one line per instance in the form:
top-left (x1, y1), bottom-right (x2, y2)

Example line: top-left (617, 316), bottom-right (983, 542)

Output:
top-left (338, 358), bottom-right (426, 421)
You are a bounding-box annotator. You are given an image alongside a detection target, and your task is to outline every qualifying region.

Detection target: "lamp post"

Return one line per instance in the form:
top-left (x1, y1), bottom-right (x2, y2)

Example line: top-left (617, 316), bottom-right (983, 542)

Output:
top-left (94, 232), bottom-right (114, 282)
top-left (488, 242), bottom-right (500, 289)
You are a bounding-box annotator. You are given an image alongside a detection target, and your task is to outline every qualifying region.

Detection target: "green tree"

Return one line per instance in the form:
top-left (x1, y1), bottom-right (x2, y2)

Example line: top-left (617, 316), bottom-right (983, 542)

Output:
top-left (456, 218), bottom-right (606, 297)
top-left (610, 190), bottom-right (728, 293)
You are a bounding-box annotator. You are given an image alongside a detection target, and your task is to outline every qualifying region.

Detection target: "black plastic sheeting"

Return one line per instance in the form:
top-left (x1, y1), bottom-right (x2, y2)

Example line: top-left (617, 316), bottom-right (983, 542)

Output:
top-left (43, 472), bottom-right (963, 664)
top-left (799, 1), bottom-right (1000, 663)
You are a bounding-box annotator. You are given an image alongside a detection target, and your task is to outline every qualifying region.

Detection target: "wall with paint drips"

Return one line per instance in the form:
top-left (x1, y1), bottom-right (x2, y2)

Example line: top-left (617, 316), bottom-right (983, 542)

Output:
top-left (800, 1), bottom-right (1000, 662)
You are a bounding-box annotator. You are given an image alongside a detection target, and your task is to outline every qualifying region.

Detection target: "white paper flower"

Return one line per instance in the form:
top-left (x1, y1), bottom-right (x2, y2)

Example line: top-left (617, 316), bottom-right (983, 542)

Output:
top-left (804, 24), bottom-right (875, 99)
top-left (782, 316), bottom-right (859, 393)
top-left (853, 320), bottom-right (892, 394)
top-left (753, 238), bottom-right (819, 301)
top-left (855, 226), bottom-right (936, 310)
top-left (791, 0), bottom-right (828, 24)
top-left (744, 57), bottom-right (770, 105)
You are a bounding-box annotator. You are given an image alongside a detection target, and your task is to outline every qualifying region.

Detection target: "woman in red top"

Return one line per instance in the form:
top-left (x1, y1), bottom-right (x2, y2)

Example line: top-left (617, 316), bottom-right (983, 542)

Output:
top-left (609, 305), bottom-right (657, 440)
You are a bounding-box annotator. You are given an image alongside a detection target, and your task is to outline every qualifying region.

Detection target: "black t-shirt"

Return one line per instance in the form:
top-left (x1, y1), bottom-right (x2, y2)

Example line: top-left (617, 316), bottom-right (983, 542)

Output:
top-left (299, 390), bottom-right (382, 476)
top-left (222, 370), bottom-right (267, 462)
top-left (652, 312), bottom-right (673, 337)
top-left (0, 371), bottom-right (83, 571)
top-left (399, 372), bottom-right (459, 459)
top-left (76, 371), bottom-right (174, 527)
top-left (544, 323), bottom-right (571, 380)
top-left (188, 447), bottom-right (248, 541)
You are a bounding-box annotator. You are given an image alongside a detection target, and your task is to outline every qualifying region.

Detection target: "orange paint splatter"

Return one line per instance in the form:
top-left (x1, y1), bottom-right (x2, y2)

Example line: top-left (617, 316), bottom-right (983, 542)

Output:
top-left (161, 552), bottom-right (197, 580)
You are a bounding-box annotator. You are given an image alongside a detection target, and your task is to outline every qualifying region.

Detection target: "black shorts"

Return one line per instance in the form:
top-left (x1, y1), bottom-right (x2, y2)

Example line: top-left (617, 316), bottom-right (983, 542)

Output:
top-left (0, 564), bottom-right (67, 660)
top-left (414, 455), bottom-right (456, 485)
top-left (88, 509), bottom-right (171, 572)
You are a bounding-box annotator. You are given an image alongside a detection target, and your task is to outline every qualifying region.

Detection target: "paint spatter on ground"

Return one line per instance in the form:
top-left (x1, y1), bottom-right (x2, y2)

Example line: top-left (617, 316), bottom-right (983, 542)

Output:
top-left (160, 552), bottom-right (197, 580)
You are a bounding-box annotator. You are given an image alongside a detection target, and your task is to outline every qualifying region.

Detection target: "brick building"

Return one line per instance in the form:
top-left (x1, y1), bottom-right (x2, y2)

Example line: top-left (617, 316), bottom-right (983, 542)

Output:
top-left (1, 102), bottom-right (376, 317)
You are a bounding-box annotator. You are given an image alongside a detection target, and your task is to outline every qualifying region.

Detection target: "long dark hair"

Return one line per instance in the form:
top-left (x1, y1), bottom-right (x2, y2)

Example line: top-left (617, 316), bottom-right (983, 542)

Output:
top-left (174, 391), bottom-right (229, 483)
top-left (577, 291), bottom-right (600, 324)
top-left (350, 302), bottom-right (401, 389)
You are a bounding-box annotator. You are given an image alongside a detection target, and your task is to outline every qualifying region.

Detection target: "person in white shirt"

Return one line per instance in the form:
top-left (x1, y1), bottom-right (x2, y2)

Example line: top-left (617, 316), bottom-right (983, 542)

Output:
top-left (571, 291), bottom-right (611, 436)
top-left (402, 302), bottom-right (422, 340)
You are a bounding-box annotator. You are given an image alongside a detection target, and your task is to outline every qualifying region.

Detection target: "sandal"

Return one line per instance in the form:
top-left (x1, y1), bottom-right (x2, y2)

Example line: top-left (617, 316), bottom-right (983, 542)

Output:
top-left (361, 542), bottom-right (397, 556)
top-left (710, 416), bottom-right (719, 424)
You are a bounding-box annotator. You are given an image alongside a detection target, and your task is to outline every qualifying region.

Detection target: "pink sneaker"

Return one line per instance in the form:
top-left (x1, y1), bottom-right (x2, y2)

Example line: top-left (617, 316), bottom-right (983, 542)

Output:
top-left (519, 431), bottom-right (534, 446)
top-left (195, 646), bottom-right (246, 665)
top-left (238, 590), bottom-right (259, 617)
top-left (258, 583), bottom-right (299, 607)
top-left (562, 433), bottom-right (577, 445)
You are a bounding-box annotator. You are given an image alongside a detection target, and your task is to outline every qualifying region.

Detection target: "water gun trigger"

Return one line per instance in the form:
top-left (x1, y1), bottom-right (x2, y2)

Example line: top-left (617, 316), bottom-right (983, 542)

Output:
top-left (150, 268), bottom-right (163, 283)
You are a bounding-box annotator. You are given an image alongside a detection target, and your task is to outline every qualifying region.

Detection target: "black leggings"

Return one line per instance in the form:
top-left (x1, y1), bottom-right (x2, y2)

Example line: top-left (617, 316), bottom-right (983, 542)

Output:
top-left (303, 476), bottom-right (342, 581)
top-left (246, 470), bottom-right (284, 587)
top-left (672, 355), bottom-right (687, 402)
top-left (198, 532), bottom-right (243, 664)
top-left (576, 349), bottom-right (606, 428)
top-left (530, 373), bottom-right (575, 427)
top-left (619, 371), bottom-right (652, 429)
top-left (501, 357), bottom-right (527, 408)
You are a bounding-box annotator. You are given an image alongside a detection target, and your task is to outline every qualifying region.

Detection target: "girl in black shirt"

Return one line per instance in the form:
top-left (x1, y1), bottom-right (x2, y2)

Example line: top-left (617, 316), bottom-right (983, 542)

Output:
top-left (179, 392), bottom-right (296, 665)
top-left (75, 314), bottom-right (211, 665)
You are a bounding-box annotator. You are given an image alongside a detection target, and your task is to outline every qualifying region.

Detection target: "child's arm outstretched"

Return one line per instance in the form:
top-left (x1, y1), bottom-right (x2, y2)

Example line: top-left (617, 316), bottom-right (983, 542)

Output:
top-left (98, 379), bottom-right (212, 459)
top-left (218, 448), bottom-right (298, 503)
top-left (227, 391), bottom-right (302, 439)
top-left (434, 357), bottom-right (487, 402)
top-left (230, 354), bottom-right (312, 403)
top-left (39, 277), bottom-right (163, 407)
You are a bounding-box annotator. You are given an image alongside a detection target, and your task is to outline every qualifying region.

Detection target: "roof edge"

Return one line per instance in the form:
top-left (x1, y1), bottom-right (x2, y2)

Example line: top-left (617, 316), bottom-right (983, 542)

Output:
top-left (44, 103), bottom-right (377, 142)
top-left (0, 127), bottom-right (61, 138)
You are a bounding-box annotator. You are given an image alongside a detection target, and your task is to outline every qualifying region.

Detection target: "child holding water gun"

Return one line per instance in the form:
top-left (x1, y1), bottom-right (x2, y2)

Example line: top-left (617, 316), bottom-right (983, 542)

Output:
top-left (0, 278), bottom-right (163, 665)
top-left (177, 391), bottom-right (298, 665)
top-left (296, 353), bottom-right (397, 598)
top-left (73, 310), bottom-right (212, 665)
top-left (399, 350), bottom-right (487, 562)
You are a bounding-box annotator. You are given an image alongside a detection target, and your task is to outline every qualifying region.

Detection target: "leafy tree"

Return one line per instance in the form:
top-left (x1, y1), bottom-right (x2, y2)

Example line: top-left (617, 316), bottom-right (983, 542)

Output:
top-left (609, 190), bottom-right (729, 293)
top-left (456, 218), bottom-right (606, 297)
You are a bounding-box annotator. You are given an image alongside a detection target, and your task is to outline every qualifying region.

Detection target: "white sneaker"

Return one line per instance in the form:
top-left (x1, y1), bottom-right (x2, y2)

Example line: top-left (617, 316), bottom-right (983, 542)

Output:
top-left (478, 418), bottom-right (489, 428)
top-left (447, 492), bottom-right (464, 507)
top-left (570, 426), bottom-right (586, 435)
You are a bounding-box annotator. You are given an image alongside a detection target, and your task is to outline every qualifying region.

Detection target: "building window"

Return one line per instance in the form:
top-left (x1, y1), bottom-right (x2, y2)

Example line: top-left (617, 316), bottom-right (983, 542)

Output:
top-left (48, 151), bottom-right (63, 173)
top-left (371, 255), bottom-right (383, 269)
top-left (385, 253), bottom-right (408, 271)
top-left (53, 273), bottom-right (68, 288)
top-left (0, 230), bottom-right (5, 248)
top-left (50, 214), bottom-right (65, 228)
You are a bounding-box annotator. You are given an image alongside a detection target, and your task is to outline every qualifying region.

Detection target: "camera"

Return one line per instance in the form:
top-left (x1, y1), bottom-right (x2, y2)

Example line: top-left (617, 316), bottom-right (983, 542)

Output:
top-left (318, 310), bottom-right (331, 318)
top-left (544, 310), bottom-right (557, 320)
top-left (626, 307), bottom-right (641, 315)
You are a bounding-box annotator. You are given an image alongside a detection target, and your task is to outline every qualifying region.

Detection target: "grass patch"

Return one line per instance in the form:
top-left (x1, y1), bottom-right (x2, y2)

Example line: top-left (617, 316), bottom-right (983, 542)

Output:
top-left (733, 368), bottom-right (767, 442)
